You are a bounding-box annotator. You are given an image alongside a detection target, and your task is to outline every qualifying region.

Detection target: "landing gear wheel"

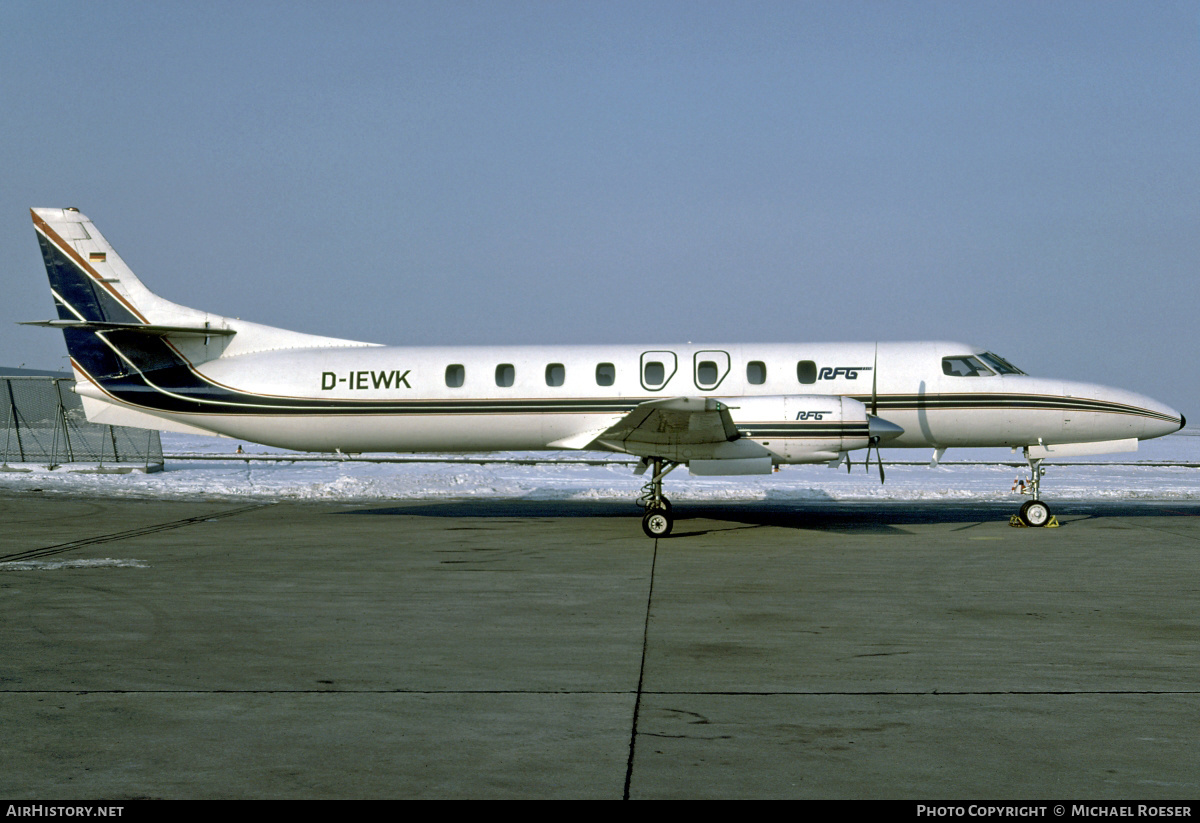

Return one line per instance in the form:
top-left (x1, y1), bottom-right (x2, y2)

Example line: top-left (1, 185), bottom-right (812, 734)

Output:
top-left (637, 458), bottom-right (679, 537)
top-left (1019, 499), bottom-right (1051, 527)
top-left (642, 510), bottom-right (673, 538)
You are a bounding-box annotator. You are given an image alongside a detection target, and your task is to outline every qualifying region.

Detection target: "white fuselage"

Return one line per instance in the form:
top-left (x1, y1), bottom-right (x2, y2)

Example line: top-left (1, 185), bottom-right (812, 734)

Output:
top-left (78, 339), bottom-right (1180, 459)
top-left (30, 207), bottom-right (1182, 466)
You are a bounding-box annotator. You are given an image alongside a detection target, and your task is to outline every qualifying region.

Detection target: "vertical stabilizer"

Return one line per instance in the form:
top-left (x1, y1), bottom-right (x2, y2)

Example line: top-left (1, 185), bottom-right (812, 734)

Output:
top-left (31, 207), bottom-right (235, 384)
top-left (30, 208), bottom-right (376, 379)
top-left (27, 208), bottom-right (377, 434)
top-left (32, 208), bottom-right (215, 329)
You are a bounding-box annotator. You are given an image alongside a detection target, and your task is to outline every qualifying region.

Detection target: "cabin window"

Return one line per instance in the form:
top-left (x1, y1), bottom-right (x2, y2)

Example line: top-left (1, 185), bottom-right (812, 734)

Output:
top-left (643, 361), bottom-right (666, 387)
top-left (696, 360), bottom-right (719, 387)
top-left (942, 356), bottom-right (994, 377)
top-left (747, 361), bottom-right (766, 385)
top-left (596, 363), bottom-right (615, 387)
top-left (445, 364), bottom-right (464, 388)
top-left (797, 360), bottom-right (817, 384)
top-left (495, 364), bottom-right (515, 387)
top-left (545, 363), bottom-right (565, 387)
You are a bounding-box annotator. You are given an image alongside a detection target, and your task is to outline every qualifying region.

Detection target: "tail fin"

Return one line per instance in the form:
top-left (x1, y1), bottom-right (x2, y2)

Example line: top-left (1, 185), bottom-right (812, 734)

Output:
top-left (30, 207), bottom-right (241, 380)
top-left (27, 208), bottom-right (375, 434)
top-left (30, 208), bottom-right (373, 373)
top-left (32, 208), bottom-right (207, 326)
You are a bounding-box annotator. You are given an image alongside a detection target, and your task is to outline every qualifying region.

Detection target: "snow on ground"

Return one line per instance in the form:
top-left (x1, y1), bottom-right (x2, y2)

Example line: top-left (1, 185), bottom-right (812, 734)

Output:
top-left (0, 558), bottom-right (149, 570)
top-left (0, 428), bottom-right (1197, 505)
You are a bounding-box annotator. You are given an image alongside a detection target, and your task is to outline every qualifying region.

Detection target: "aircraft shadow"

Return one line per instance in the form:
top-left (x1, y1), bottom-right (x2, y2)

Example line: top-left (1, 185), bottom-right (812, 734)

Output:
top-left (338, 495), bottom-right (1196, 536)
top-left (338, 494), bottom-right (1062, 535)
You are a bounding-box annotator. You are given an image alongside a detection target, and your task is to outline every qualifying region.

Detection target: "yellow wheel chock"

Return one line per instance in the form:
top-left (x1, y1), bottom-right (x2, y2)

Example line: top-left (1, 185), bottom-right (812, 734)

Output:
top-left (1009, 514), bottom-right (1060, 528)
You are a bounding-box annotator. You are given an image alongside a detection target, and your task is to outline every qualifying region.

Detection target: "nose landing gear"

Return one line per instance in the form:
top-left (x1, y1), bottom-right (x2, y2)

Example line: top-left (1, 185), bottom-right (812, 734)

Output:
top-left (1013, 453), bottom-right (1059, 527)
top-left (1018, 498), bottom-right (1052, 527)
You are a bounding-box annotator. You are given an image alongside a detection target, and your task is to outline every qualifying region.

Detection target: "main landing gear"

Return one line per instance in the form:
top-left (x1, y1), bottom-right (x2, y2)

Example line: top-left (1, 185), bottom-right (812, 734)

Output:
top-left (637, 457), bottom-right (678, 538)
top-left (1013, 454), bottom-right (1055, 527)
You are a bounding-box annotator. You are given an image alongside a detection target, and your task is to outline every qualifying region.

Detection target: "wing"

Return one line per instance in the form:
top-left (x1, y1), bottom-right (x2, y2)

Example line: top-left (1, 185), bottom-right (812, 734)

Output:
top-left (555, 396), bottom-right (773, 473)
top-left (594, 396), bottom-right (741, 451)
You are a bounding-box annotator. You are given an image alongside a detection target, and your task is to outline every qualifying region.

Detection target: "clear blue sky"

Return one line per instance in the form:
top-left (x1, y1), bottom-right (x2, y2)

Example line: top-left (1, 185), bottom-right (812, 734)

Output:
top-left (2, 1), bottom-right (1196, 417)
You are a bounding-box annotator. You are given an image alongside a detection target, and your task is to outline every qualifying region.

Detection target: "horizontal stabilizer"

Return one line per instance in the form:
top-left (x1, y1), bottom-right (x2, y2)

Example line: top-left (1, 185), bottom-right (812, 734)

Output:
top-left (20, 319), bottom-right (236, 338)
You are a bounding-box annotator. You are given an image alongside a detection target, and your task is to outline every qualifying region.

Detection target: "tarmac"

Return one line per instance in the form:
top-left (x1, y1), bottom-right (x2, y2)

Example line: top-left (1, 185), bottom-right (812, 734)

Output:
top-left (1, 493), bottom-right (1198, 799)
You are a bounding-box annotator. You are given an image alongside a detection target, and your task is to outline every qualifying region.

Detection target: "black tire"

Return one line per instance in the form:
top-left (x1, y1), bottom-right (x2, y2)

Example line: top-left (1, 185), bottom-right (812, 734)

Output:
top-left (642, 510), bottom-right (673, 538)
top-left (1019, 499), bottom-right (1051, 527)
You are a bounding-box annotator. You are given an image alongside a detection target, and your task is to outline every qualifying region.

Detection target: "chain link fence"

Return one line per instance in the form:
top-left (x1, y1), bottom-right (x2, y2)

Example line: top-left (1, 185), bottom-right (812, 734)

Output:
top-left (1, 377), bottom-right (163, 472)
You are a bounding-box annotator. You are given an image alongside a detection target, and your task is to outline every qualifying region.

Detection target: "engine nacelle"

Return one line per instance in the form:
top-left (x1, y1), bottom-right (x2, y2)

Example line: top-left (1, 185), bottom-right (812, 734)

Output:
top-left (726, 395), bottom-right (879, 464)
top-left (608, 394), bottom-right (904, 475)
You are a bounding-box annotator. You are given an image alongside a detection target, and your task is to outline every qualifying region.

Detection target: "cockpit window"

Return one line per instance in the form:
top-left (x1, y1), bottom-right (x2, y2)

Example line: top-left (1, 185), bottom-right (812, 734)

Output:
top-left (942, 355), bottom-right (995, 377)
top-left (977, 351), bottom-right (1026, 375)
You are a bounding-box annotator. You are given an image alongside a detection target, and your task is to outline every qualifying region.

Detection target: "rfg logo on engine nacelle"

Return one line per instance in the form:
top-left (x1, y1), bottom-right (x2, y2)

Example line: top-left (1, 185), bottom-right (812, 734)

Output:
top-left (795, 410), bottom-right (833, 420)
top-left (819, 366), bottom-right (872, 380)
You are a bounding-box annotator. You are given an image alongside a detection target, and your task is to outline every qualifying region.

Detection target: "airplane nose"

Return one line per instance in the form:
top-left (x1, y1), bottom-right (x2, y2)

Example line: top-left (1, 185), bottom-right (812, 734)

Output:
top-left (1140, 400), bottom-right (1186, 440)
top-left (1059, 380), bottom-right (1184, 442)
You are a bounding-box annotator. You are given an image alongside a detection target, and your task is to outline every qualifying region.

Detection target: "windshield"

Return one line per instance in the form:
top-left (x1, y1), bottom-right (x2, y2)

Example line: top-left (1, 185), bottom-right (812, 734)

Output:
top-left (976, 351), bottom-right (1026, 375)
top-left (942, 355), bottom-right (994, 377)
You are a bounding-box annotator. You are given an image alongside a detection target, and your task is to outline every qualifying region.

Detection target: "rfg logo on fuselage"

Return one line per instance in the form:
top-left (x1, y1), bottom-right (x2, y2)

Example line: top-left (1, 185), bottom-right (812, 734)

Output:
top-left (819, 366), bottom-right (872, 380)
top-left (795, 411), bottom-right (833, 420)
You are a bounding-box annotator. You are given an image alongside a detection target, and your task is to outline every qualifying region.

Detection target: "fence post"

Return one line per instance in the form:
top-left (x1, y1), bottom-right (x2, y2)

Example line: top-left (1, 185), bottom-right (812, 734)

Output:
top-left (55, 379), bottom-right (75, 462)
top-left (5, 379), bottom-right (25, 462)
top-left (2, 378), bottom-right (12, 464)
